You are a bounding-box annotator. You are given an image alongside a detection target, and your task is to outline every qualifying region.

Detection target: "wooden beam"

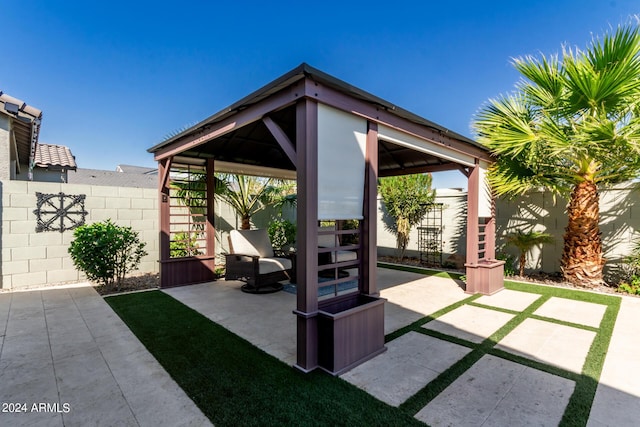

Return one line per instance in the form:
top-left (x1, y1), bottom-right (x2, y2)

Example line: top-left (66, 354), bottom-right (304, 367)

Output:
top-left (304, 79), bottom-right (493, 162)
top-left (262, 116), bottom-right (297, 166)
top-left (466, 162), bottom-right (480, 266)
top-left (206, 158), bottom-right (216, 259)
top-left (294, 98), bottom-right (319, 372)
top-left (153, 80), bottom-right (305, 161)
top-left (362, 121), bottom-right (378, 296)
top-left (379, 162), bottom-right (464, 177)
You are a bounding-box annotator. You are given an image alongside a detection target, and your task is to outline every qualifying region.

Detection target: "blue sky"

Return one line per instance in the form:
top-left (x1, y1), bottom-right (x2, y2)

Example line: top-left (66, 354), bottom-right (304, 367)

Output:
top-left (2, 1), bottom-right (638, 189)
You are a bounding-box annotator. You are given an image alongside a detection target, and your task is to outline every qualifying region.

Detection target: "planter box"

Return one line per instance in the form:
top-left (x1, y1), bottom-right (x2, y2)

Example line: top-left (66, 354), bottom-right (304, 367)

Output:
top-left (465, 259), bottom-right (505, 295)
top-left (317, 294), bottom-right (386, 375)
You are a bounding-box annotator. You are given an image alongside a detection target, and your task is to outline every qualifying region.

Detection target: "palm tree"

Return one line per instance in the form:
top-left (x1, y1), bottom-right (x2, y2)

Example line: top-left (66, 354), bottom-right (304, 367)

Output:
top-left (505, 230), bottom-right (554, 277)
top-left (474, 24), bottom-right (640, 288)
top-left (216, 174), bottom-right (292, 230)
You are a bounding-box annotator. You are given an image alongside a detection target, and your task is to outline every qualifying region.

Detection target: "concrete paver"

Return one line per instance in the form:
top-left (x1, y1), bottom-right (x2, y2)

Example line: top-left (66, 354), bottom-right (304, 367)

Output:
top-left (422, 304), bottom-right (515, 343)
top-left (0, 270), bottom-right (638, 427)
top-left (341, 331), bottom-right (472, 406)
top-left (415, 354), bottom-right (575, 427)
top-left (0, 285), bottom-right (211, 427)
top-left (588, 297), bottom-right (640, 426)
top-left (475, 289), bottom-right (541, 312)
top-left (380, 274), bottom-right (468, 334)
top-left (495, 318), bottom-right (596, 373)
top-left (534, 297), bottom-right (607, 328)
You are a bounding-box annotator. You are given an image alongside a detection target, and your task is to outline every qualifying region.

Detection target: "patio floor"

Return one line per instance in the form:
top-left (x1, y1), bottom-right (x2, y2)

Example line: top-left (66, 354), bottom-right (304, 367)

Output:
top-left (1, 268), bottom-right (639, 426)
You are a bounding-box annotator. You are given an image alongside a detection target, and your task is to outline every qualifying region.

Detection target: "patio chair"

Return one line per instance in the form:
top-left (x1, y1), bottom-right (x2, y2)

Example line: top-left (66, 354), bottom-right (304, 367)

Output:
top-left (225, 229), bottom-right (293, 294)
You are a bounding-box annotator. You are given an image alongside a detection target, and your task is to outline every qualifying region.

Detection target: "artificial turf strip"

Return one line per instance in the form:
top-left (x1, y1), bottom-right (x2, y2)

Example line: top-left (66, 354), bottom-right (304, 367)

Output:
top-left (386, 277), bottom-right (621, 426)
top-left (106, 291), bottom-right (424, 427)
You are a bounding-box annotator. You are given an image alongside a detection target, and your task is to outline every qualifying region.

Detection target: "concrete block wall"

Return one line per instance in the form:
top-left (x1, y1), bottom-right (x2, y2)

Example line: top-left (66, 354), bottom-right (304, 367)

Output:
top-left (377, 185), bottom-right (640, 280)
top-left (0, 180), bottom-right (159, 290)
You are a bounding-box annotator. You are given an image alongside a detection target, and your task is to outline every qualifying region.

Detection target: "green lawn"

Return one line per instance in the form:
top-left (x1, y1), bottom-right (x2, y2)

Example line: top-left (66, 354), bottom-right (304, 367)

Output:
top-left (107, 266), bottom-right (621, 427)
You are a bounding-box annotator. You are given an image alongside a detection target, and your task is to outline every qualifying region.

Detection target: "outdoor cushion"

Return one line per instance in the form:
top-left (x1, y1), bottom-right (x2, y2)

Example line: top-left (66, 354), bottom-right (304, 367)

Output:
top-left (230, 229), bottom-right (274, 258)
top-left (258, 257), bottom-right (292, 274)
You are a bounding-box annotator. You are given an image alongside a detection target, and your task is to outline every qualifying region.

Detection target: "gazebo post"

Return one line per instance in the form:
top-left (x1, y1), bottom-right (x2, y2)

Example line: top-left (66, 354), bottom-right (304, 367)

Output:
top-left (206, 158), bottom-right (216, 261)
top-left (465, 160), bottom-right (504, 294)
top-left (293, 98), bottom-right (320, 372)
top-left (158, 157), bottom-right (172, 287)
top-left (361, 121), bottom-right (378, 296)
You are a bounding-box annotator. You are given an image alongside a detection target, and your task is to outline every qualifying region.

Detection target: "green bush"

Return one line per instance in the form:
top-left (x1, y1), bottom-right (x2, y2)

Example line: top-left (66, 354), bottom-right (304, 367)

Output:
top-left (496, 251), bottom-right (517, 277)
top-left (170, 232), bottom-right (202, 258)
top-left (68, 219), bottom-right (147, 288)
top-left (268, 218), bottom-right (296, 251)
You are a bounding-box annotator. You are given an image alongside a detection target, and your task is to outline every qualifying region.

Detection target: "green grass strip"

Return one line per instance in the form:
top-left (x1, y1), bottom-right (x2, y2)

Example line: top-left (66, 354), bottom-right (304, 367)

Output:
top-left (379, 264), bottom-right (621, 424)
top-left (106, 291), bottom-right (424, 427)
top-left (399, 293), bottom-right (552, 415)
top-left (385, 294), bottom-right (480, 343)
top-left (559, 301), bottom-right (620, 427)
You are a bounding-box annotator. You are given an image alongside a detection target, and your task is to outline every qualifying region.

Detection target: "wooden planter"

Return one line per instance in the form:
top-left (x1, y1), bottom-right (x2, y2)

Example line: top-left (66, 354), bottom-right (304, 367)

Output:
top-left (317, 294), bottom-right (386, 375)
top-left (465, 259), bottom-right (505, 295)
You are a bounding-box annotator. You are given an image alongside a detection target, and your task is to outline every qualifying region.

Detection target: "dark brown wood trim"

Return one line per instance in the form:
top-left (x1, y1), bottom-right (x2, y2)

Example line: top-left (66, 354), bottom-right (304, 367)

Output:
top-left (206, 158), bottom-right (216, 258)
top-left (380, 162), bottom-right (464, 177)
top-left (466, 161), bottom-right (480, 266)
top-left (303, 80), bottom-right (493, 162)
top-left (159, 158), bottom-right (171, 263)
top-left (262, 116), bottom-right (297, 166)
top-left (154, 80), bottom-right (305, 161)
top-left (295, 98), bottom-right (319, 371)
top-left (362, 121), bottom-right (378, 295)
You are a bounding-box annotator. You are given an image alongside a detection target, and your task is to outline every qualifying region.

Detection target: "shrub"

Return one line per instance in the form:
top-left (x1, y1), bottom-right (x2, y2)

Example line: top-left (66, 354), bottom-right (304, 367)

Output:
top-left (170, 232), bottom-right (202, 257)
top-left (496, 251), bottom-right (517, 277)
top-left (378, 174), bottom-right (435, 261)
top-left (268, 218), bottom-right (296, 251)
top-left (68, 219), bottom-right (147, 288)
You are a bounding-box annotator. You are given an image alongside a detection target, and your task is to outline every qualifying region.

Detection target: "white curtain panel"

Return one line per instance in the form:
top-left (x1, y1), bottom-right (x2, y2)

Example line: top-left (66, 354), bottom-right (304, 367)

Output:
top-left (317, 104), bottom-right (367, 220)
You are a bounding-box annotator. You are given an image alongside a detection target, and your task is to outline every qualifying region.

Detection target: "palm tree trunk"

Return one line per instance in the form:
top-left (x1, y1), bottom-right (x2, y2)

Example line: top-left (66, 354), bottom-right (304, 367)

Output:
top-left (518, 252), bottom-right (526, 277)
top-left (561, 181), bottom-right (605, 287)
top-left (241, 215), bottom-right (251, 230)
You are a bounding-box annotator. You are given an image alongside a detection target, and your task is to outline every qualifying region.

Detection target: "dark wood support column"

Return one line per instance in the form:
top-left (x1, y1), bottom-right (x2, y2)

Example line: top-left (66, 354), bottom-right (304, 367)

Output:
top-left (158, 157), bottom-right (172, 287)
top-left (465, 160), bottom-right (504, 295)
top-left (293, 98), bottom-right (319, 372)
top-left (361, 121), bottom-right (378, 296)
top-left (206, 158), bottom-right (216, 259)
top-left (466, 162), bottom-right (480, 266)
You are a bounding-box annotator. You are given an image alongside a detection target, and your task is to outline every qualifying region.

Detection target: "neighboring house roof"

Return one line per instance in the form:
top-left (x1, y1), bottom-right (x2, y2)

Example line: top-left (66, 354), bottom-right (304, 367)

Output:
top-left (116, 164), bottom-right (158, 175)
top-left (34, 143), bottom-right (77, 170)
top-left (0, 91), bottom-right (42, 169)
top-left (68, 168), bottom-right (157, 188)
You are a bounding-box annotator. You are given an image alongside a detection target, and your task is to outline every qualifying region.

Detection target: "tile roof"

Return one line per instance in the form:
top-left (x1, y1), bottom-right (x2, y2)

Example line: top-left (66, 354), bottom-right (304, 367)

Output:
top-left (0, 91), bottom-right (42, 167)
top-left (34, 143), bottom-right (77, 170)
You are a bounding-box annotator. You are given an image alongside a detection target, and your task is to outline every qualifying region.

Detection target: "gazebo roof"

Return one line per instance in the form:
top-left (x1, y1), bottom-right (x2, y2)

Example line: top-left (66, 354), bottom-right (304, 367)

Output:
top-left (147, 63), bottom-right (492, 177)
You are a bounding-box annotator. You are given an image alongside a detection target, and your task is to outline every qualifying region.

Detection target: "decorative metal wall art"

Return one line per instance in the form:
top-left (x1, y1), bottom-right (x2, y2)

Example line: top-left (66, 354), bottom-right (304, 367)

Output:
top-left (34, 192), bottom-right (88, 233)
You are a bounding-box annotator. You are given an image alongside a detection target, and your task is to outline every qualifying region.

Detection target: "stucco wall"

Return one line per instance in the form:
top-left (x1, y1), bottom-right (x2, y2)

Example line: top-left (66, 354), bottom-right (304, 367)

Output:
top-left (0, 180), bottom-right (159, 290)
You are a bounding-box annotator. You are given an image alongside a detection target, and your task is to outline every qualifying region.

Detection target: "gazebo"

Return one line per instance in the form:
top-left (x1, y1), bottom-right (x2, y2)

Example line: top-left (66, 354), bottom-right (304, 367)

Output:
top-left (147, 64), bottom-right (504, 374)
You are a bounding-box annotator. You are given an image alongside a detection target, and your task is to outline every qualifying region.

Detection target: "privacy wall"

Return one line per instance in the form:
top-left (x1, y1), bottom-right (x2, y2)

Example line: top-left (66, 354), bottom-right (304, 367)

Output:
top-left (0, 180), bottom-right (159, 290)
